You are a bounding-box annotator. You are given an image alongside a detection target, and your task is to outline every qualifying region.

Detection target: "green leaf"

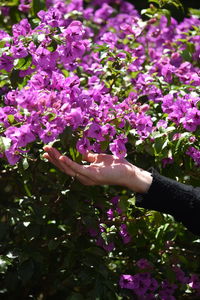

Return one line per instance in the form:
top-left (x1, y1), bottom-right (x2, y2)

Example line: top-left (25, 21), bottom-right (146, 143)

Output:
top-left (0, 136), bottom-right (11, 153)
top-left (0, 0), bottom-right (19, 6)
top-left (189, 8), bottom-right (200, 18)
top-left (10, 69), bottom-right (23, 88)
top-left (161, 9), bottom-right (171, 26)
top-left (7, 114), bottom-right (15, 124)
top-left (31, 0), bottom-right (46, 15)
top-left (100, 137), bottom-right (109, 152)
top-left (0, 223), bottom-right (9, 240)
top-left (68, 293), bottom-right (84, 300)
top-left (22, 158), bottom-right (29, 170)
top-left (148, 0), bottom-right (161, 7)
top-left (18, 260), bottom-right (34, 285)
top-left (0, 40), bottom-right (6, 48)
top-left (47, 40), bottom-right (57, 52)
top-left (14, 55), bottom-right (32, 71)
top-left (69, 146), bottom-right (76, 161)
top-left (48, 239), bottom-right (60, 250)
top-left (48, 112), bottom-right (57, 122)
top-left (0, 79), bottom-right (9, 88)
top-left (14, 58), bottom-right (25, 69)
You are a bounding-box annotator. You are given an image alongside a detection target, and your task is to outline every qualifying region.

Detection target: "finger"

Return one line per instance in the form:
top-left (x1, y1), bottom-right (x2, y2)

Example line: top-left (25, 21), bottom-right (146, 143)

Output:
top-left (82, 152), bottom-right (100, 163)
top-left (43, 147), bottom-right (61, 166)
top-left (44, 147), bottom-right (65, 169)
top-left (58, 158), bottom-right (78, 177)
top-left (43, 153), bottom-right (65, 173)
top-left (46, 147), bottom-right (62, 159)
top-left (44, 147), bottom-right (91, 178)
top-left (59, 155), bottom-right (95, 178)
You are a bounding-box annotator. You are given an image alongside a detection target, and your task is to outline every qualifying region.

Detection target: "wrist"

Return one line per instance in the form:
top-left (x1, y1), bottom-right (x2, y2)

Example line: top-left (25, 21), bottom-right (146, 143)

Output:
top-left (126, 166), bottom-right (153, 193)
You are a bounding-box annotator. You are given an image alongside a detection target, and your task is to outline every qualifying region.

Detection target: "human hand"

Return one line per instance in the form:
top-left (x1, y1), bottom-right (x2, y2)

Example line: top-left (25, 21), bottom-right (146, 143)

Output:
top-left (43, 146), bottom-right (152, 193)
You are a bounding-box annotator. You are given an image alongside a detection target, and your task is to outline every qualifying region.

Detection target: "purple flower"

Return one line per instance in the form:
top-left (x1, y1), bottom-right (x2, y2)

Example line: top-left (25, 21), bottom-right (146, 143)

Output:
top-left (157, 120), bottom-right (168, 129)
top-left (186, 147), bottom-right (200, 165)
top-left (96, 237), bottom-right (115, 252)
top-left (88, 228), bottom-right (98, 237)
top-left (148, 278), bottom-right (159, 291)
top-left (130, 273), bottom-right (152, 296)
top-left (100, 32), bottom-right (117, 47)
top-left (76, 137), bottom-right (91, 154)
top-left (65, 108), bottom-right (83, 130)
top-left (10, 43), bottom-right (28, 59)
top-left (0, 54), bottom-right (13, 72)
top-left (87, 123), bottom-right (104, 141)
top-left (162, 157), bottom-right (174, 168)
top-left (34, 46), bottom-right (58, 70)
top-left (110, 196), bottom-right (120, 206)
top-left (101, 124), bottom-right (116, 138)
top-left (159, 280), bottom-right (177, 298)
top-left (106, 208), bottom-right (114, 220)
top-left (172, 266), bottom-right (189, 284)
top-left (5, 144), bottom-right (21, 165)
top-left (5, 125), bottom-right (35, 148)
top-left (136, 259), bottom-right (152, 270)
top-left (109, 137), bottom-right (127, 158)
top-left (12, 18), bottom-right (31, 37)
top-left (189, 274), bottom-right (200, 290)
top-left (18, 0), bottom-right (31, 13)
top-left (64, 21), bottom-right (84, 42)
top-left (119, 274), bottom-right (138, 290)
top-left (119, 224), bottom-right (131, 244)
top-left (182, 108), bottom-right (200, 132)
top-left (37, 7), bottom-right (62, 27)
top-left (94, 3), bottom-right (114, 24)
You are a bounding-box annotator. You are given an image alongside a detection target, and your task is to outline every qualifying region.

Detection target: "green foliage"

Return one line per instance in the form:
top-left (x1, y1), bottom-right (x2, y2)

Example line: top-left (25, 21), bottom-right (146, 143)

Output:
top-left (148, 0), bottom-right (183, 9)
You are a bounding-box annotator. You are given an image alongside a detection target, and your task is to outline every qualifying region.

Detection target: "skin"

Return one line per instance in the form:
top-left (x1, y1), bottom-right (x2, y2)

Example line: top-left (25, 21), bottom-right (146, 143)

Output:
top-left (43, 146), bottom-right (153, 194)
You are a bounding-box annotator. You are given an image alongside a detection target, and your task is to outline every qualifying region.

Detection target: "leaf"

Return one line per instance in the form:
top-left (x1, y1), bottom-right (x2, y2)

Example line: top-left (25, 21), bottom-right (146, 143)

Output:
top-left (0, 40), bottom-right (6, 48)
top-left (10, 69), bottom-right (23, 88)
top-left (69, 146), bottom-right (76, 161)
top-left (48, 239), bottom-right (60, 250)
top-left (7, 114), bottom-right (15, 124)
top-left (14, 55), bottom-right (32, 71)
top-left (22, 158), bottom-right (29, 170)
top-left (0, 136), bottom-right (11, 153)
top-left (189, 8), bottom-right (200, 18)
top-left (0, 0), bottom-right (19, 6)
top-left (14, 58), bottom-right (25, 69)
top-left (161, 9), bottom-right (171, 26)
top-left (0, 79), bottom-right (9, 88)
top-left (31, 0), bottom-right (46, 15)
top-left (47, 40), bottom-right (57, 52)
top-left (0, 223), bottom-right (9, 240)
top-left (100, 138), bottom-right (109, 152)
top-left (18, 260), bottom-right (34, 285)
top-left (93, 43), bottom-right (110, 53)
top-left (68, 293), bottom-right (84, 300)
top-left (148, 0), bottom-right (161, 7)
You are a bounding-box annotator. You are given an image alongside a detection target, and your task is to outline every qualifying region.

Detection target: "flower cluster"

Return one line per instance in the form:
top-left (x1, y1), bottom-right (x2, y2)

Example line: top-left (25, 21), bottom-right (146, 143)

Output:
top-left (0, 0), bottom-right (199, 166)
top-left (120, 261), bottom-right (200, 299)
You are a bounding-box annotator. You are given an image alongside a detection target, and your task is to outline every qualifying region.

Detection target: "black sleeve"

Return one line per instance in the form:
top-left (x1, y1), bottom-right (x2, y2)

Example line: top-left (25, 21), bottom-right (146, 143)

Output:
top-left (135, 168), bottom-right (200, 236)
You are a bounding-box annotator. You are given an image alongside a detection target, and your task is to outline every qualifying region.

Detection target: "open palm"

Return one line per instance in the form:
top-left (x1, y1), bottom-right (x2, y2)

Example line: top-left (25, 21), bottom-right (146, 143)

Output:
top-left (43, 146), bottom-right (136, 188)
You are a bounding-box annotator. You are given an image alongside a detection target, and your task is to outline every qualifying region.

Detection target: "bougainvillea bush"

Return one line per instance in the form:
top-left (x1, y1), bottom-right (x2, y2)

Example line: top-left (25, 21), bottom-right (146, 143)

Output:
top-left (0, 0), bottom-right (200, 298)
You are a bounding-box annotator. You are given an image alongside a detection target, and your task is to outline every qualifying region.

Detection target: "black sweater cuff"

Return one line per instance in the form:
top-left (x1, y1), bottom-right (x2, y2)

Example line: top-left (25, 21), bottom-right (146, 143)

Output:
top-left (135, 168), bottom-right (200, 235)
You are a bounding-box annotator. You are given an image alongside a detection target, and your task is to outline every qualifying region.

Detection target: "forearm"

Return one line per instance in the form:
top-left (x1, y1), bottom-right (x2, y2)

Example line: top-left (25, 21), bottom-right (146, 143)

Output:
top-left (133, 168), bottom-right (200, 236)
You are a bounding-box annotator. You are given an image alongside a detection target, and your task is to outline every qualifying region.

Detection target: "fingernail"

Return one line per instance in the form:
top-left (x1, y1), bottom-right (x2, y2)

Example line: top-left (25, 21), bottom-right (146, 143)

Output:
top-left (43, 146), bottom-right (49, 151)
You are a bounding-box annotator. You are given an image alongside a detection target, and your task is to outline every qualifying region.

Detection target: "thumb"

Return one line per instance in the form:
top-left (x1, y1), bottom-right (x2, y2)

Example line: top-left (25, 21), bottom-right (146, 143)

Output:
top-left (82, 151), bottom-right (99, 163)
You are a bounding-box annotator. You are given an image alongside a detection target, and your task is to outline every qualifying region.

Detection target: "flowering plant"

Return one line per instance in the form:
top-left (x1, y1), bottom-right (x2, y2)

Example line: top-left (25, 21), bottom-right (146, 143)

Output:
top-left (0, 0), bottom-right (200, 299)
